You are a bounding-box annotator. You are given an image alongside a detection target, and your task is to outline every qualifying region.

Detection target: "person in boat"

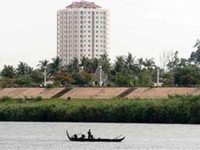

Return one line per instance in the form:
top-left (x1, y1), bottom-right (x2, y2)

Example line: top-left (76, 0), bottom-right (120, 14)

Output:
top-left (80, 134), bottom-right (85, 139)
top-left (87, 129), bottom-right (93, 139)
top-left (73, 134), bottom-right (78, 139)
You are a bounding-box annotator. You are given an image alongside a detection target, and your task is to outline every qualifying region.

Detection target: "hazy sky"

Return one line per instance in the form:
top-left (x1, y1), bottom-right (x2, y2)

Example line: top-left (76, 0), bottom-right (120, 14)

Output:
top-left (0, 0), bottom-right (200, 69)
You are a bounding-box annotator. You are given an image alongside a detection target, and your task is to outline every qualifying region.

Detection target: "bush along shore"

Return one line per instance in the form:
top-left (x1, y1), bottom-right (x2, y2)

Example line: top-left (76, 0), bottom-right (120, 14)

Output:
top-left (1, 95), bottom-right (200, 123)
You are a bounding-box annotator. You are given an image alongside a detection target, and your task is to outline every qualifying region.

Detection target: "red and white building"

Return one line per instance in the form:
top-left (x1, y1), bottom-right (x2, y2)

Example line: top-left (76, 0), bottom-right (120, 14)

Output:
top-left (57, 1), bottom-right (109, 66)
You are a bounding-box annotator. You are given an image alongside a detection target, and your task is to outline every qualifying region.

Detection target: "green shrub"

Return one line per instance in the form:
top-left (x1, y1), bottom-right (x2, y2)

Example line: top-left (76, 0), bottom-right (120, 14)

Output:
top-left (0, 96), bottom-right (13, 102)
top-left (0, 96), bottom-right (200, 123)
top-left (46, 84), bottom-right (54, 88)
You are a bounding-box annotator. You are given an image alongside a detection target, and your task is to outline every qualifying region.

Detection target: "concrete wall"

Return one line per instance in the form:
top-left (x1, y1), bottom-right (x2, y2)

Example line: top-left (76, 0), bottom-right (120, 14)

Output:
top-left (126, 87), bottom-right (200, 99)
top-left (60, 87), bottom-right (129, 99)
top-left (0, 88), bottom-right (65, 99)
top-left (0, 87), bottom-right (200, 99)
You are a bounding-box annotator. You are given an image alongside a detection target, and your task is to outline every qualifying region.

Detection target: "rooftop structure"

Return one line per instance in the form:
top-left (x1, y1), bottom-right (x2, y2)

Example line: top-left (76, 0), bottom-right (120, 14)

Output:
top-left (66, 1), bottom-right (101, 9)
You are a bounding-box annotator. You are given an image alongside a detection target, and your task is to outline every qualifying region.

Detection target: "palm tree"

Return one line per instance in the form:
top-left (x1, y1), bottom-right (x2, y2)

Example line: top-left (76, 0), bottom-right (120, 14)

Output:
top-left (80, 56), bottom-right (92, 73)
top-left (125, 53), bottom-right (134, 68)
top-left (91, 58), bottom-right (98, 73)
top-left (71, 57), bottom-right (79, 72)
top-left (49, 57), bottom-right (62, 75)
top-left (66, 63), bottom-right (74, 73)
top-left (98, 53), bottom-right (111, 74)
top-left (143, 58), bottom-right (156, 70)
top-left (114, 56), bottom-right (125, 73)
top-left (66, 57), bottom-right (80, 73)
top-left (80, 56), bottom-right (88, 67)
top-left (125, 53), bottom-right (139, 73)
top-left (137, 57), bottom-right (144, 70)
top-left (16, 62), bottom-right (32, 75)
top-left (37, 59), bottom-right (49, 71)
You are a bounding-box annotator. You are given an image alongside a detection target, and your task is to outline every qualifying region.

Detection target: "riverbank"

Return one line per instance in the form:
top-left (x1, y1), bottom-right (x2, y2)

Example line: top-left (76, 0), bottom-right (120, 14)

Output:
top-left (0, 96), bottom-right (200, 123)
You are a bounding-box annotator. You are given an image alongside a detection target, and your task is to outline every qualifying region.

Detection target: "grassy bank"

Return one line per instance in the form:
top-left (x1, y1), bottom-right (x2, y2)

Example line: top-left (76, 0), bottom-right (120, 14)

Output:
top-left (1, 96), bottom-right (200, 123)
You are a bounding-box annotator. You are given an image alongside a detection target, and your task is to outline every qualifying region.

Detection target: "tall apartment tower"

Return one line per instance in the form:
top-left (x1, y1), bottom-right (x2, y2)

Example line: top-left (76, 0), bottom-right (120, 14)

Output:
top-left (57, 1), bottom-right (109, 66)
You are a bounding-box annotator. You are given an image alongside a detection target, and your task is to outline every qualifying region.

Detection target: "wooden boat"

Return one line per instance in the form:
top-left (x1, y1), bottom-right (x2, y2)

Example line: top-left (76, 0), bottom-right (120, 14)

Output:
top-left (66, 130), bottom-right (125, 142)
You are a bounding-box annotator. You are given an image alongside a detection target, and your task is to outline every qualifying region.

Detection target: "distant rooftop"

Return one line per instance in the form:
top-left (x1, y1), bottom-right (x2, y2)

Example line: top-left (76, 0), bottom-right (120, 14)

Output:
top-left (66, 1), bottom-right (101, 9)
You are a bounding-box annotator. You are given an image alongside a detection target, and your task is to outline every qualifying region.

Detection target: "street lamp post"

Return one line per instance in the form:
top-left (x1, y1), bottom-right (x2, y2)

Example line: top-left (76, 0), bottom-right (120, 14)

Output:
top-left (157, 67), bottom-right (160, 86)
top-left (99, 65), bottom-right (102, 86)
top-left (44, 67), bottom-right (47, 87)
top-left (80, 66), bottom-right (84, 73)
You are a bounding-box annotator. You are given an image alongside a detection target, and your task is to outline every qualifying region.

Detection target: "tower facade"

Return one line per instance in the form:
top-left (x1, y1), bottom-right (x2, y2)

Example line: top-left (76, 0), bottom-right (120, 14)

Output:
top-left (57, 1), bottom-right (109, 66)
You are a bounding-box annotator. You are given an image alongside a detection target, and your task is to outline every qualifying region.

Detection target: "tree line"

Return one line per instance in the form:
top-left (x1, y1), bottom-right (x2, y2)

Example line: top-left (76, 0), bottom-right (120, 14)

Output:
top-left (1, 40), bottom-right (200, 87)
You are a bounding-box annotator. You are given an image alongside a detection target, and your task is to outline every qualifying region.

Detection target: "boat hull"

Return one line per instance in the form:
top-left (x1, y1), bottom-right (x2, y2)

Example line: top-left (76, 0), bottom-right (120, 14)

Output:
top-left (66, 130), bottom-right (125, 142)
top-left (69, 137), bottom-right (125, 142)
